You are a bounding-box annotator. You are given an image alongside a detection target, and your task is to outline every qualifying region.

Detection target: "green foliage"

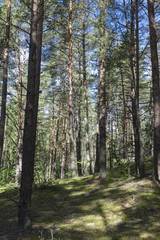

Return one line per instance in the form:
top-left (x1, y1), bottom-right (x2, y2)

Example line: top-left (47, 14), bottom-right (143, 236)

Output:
top-left (0, 167), bottom-right (15, 185)
top-left (0, 0), bottom-right (156, 187)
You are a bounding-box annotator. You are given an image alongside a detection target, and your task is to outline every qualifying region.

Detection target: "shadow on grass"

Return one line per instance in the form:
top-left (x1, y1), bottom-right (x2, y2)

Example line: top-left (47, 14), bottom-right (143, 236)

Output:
top-left (0, 187), bottom-right (19, 240)
top-left (0, 172), bottom-right (160, 239)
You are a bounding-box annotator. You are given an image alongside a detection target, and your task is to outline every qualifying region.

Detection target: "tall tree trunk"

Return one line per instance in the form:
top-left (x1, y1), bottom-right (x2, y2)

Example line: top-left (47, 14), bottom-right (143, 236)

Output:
top-left (82, 1), bottom-right (91, 175)
top-left (0, 0), bottom-right (11, 166)
top-left (98, 0), bottom-right (107, 179)
top-left (68, 0), bottom-right (76, 177)
top-left (15, 39), bottom-right (23, 184)
top-left (135, 0), bottom-right (144, 177)
top-left (130, 0), bottom-right (144, 177)
top-left (147, 0), bottom-right (160, 181)
top-left (18, 0), bottom-right (44, 229)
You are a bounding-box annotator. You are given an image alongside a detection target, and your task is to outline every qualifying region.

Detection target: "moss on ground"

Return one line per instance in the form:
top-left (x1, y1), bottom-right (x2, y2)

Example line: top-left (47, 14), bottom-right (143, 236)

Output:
top-left (0, 168), bottom-right (160, 239)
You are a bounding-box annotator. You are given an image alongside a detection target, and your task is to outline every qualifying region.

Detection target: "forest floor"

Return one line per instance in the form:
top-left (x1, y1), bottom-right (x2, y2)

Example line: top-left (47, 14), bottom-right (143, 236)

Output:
top-left (0, 164), bottom-right (160, 240)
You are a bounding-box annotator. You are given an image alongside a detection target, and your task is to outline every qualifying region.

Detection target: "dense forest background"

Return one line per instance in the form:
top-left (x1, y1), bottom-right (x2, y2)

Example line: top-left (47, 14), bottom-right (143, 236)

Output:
top-left (0, 0), bottom-right (160, 230)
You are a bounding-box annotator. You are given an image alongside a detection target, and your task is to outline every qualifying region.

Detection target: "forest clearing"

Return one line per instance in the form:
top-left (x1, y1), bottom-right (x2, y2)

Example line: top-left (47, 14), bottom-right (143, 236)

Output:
top-left (1, 162), bottom-right (160, 240)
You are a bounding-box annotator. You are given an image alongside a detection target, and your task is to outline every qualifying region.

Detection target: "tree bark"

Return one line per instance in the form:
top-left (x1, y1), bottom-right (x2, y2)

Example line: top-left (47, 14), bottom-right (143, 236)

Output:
top-left (95, 120), bottom-right (100, 173)
top-left (82, 1), bottom-right (91, 175)
top-left (149, 67), bottom-right (154, 156)
top-left (49, 98), bottom-right (56, 180)
top-left (52, 103), bottom-right (61, 179)
top-left (68, 0), bottom-right (76, 177)
top-left (148, 0), bottom-right (160, 181)
top-left (98, 0), bottom-right (107, 179)
top-left (135, 0), bottom-right (144, 177)
top-left (76, 61), bottom-right (82, 176)
top-left (130, 0), bottom-right (144, 177)
top-left (120, 68), bottom-right (128, 160)
top-left (109, 117), bottom-right (113, 169)
top-left (15, 39), bottom-right (24, 184)
top-left (0, 0), bottom-right (11, 166)
top-left (61, 117), bottom-right (67, 179)
top-left (18, 0), bottom-right (44, 229)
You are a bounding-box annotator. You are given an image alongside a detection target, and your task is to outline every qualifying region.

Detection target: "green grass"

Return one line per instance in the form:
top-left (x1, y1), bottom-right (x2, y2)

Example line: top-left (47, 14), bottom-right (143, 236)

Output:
top-left (0, 165), bottom-right (160, 239)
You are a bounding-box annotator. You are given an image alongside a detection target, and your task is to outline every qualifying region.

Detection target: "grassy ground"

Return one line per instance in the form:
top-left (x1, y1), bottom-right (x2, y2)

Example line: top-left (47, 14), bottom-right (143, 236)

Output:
top-left (0, 166), bottom-right (160, 239)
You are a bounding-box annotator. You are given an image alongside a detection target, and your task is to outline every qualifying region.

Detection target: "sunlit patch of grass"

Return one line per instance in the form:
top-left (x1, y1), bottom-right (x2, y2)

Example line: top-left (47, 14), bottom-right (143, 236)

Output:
top-left (140, 232), bottom-right (154, 239)
top-left (1, 162), bottom-right (160, 239)
top-left (0, 186), bottom-right (10, 193)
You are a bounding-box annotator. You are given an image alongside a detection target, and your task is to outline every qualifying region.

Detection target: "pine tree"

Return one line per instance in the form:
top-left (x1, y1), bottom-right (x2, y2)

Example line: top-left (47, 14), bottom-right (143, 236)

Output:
top-left (98, 0), bottom-right (107, 179)
top-left (0, 0), bottom-right (11, 166)
top-left (18, 0), bottom-right (44, 229)
top-left (148, 0), bottom-right (160, 181)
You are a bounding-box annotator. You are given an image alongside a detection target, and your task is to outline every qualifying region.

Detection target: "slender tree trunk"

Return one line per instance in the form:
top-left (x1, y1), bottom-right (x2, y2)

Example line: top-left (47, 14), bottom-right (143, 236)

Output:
top-left (120, 68), bottom-right (128, 160)
top-left (49, 98), bottom-right (56, 180)
top-left (18, 0), bottom-right (44, 229)
top-left (109, 117), bottom-right (113, 169)
top-left (115, 109), bottom-right (121, 158)
top-left (130, 0), bottom-right (138, 173)
top-left (52, 103), bottom-right (61, 179)
top-left (68, 0), bottom-right (76, 177)
top-left (65, 126), bottom-right (69, 177)
top-left (98, 0), bottom-right (107, 179)
top-left (95, 120), bottom-right (100, 173)
top-left (0, 0), bottom-right (11, 166)
top-left (130, 0), bottom-right (144, 177)
top-left (149, 67), bottom-right (154, 156)
top-left (135, 0), bottom-right (144, 178)
top-left (15, 40), bottom-right (23, 184)
top-left (95, 75), bottom-right (100, 173)
top-left (76, 64), bottom-right (82, 176)
top-left (76, 111), bottom-right (82, 176)
top-left (61, 117), bottom-right (67, 179)
top-left (82, 3), bottom-right (91, 175)
top-left (148, 0), bottom-right (160, 181)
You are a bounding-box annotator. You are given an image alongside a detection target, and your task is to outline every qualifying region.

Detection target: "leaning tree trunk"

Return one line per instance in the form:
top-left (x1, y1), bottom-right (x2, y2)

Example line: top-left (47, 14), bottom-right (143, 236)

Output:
top-left (0, 0), bottom-right (11, 166)
top-left (18, 0), bottom-right (44, 229)
top-left (98, 0), bottom-right (107, 179)
top-left (148, 0), bottom-right (160, 181)
top-left (68, 0), bottom-right (76, 177)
